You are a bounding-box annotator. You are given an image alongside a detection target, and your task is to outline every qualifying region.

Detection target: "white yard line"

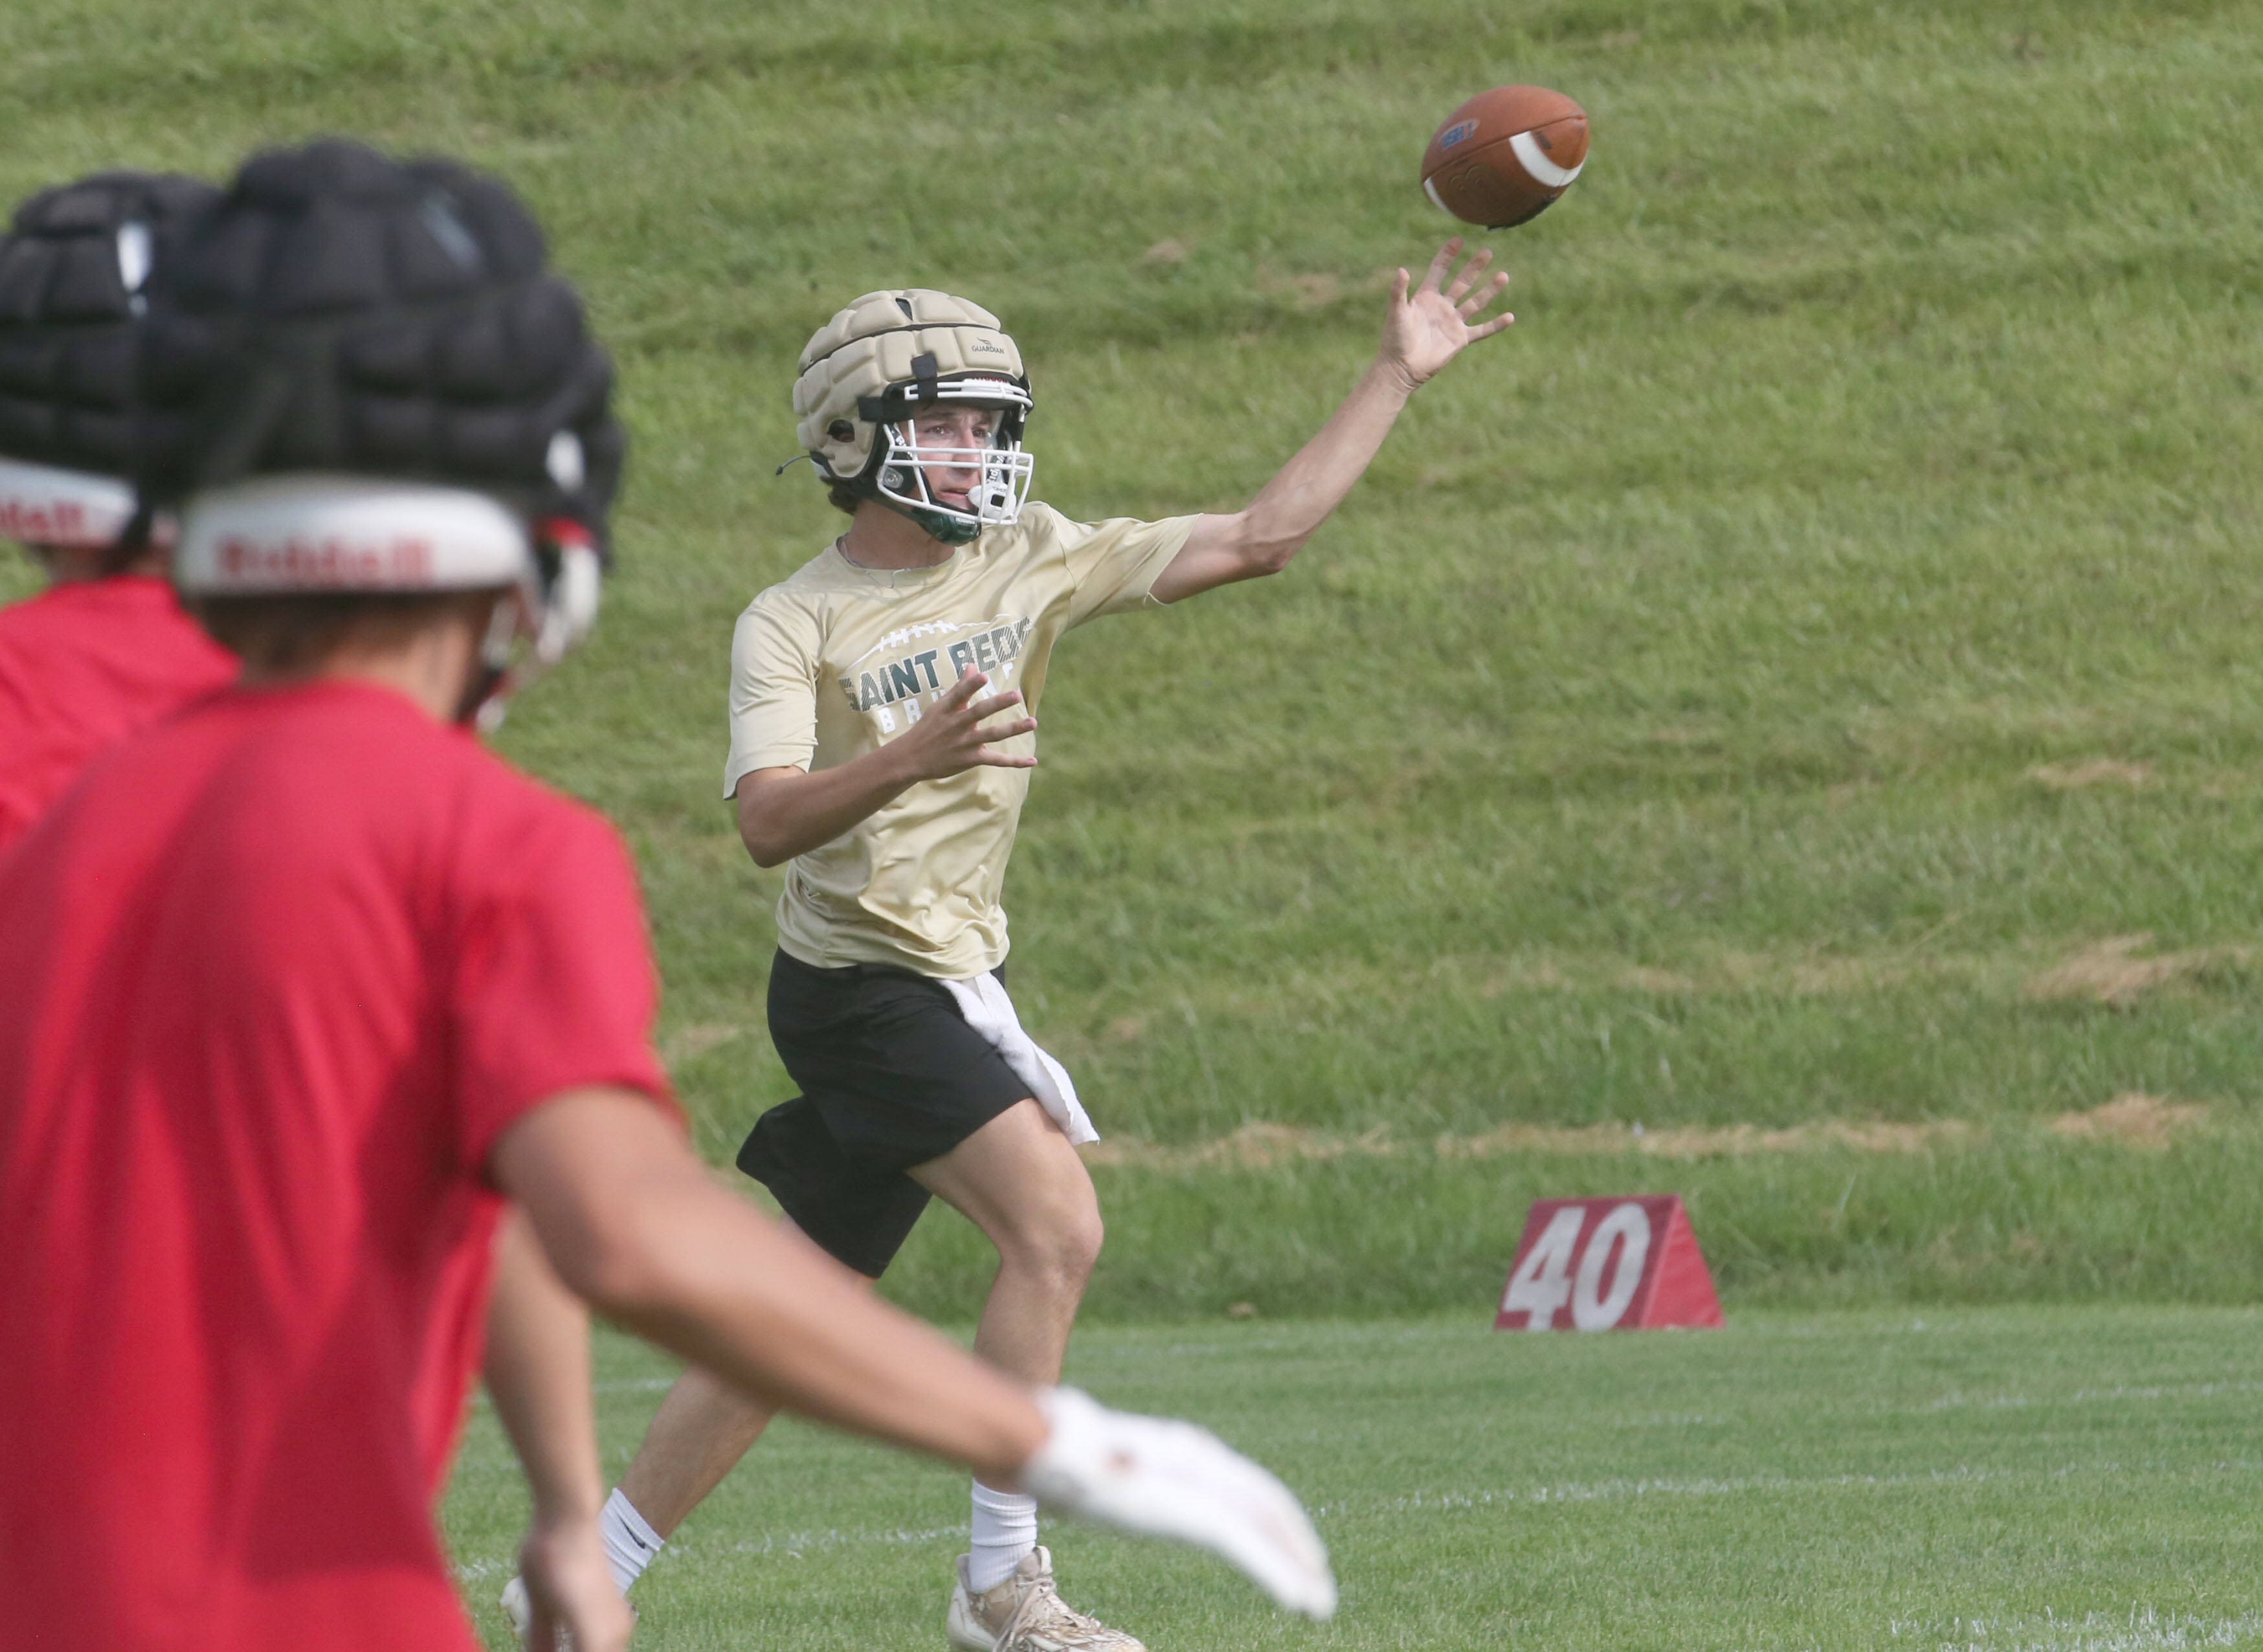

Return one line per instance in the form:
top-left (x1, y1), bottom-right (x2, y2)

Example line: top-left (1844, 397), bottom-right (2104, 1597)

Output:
top-left (1915, 1377), bottom-right (2263, 1414)
top-left (592, 1375), bottom-right (682, 1394)
top-left (454, 1522), bottom-right (966, 1582)
top-left (1324, 1462), bottom-right (2025, 1518)
top-left (1322, 1454), bottom-right (2263, 1521)
top-left (1884, 1608), bottom-right (2263, 1651)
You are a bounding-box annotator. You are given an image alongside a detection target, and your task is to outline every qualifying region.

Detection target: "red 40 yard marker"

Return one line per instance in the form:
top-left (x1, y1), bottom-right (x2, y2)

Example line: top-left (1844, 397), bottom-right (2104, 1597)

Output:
top-left (1495, 1195), bottom-right (1724, 1332)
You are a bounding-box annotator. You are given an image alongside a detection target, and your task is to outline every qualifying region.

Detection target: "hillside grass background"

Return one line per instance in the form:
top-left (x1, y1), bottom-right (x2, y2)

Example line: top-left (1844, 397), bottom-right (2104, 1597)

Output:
top-left (8, 0), bottom-right (2263, 1316)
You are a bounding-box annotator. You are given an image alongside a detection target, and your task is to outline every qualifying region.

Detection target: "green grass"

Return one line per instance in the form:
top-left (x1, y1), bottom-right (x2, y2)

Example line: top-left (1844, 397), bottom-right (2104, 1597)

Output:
top-left (8, 0), bottom-right (2263, 1307)
top-left (447, 1308), bottom-right (2263, 1650)
top-left (14, 4), bottom-right (2263, 1644)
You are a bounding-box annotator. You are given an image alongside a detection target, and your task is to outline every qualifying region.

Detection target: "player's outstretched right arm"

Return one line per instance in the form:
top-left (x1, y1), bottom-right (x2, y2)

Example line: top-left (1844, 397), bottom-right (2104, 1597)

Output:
top-left (1150, 236), bottom-right (1513, 605)
top-left (491, 1088), bottom-right (1335, 1618)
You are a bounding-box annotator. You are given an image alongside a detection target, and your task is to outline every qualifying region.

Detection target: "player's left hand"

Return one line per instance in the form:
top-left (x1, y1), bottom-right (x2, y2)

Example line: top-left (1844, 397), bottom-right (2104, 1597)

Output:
top-left (1021, 1387), bottom-right (1337, 1620)
top-left (516, 1515), bottom-right (634, 1652)
top-left (1379, 236), bottom-right (1513, 389)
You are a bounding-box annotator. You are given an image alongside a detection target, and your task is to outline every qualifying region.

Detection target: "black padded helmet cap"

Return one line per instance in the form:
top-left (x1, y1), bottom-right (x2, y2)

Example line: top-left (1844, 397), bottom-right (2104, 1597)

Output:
top-left (140, 138), bottom-right (624, 557)
top-left (0, 170), bottom-right (220, 478)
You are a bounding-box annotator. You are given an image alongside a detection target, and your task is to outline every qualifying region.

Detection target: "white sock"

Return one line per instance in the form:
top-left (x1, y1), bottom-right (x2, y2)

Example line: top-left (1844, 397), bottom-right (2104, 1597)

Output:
top-left (599, 1487), bottom-right (664, 1593)
top-left (967, 1479), bottom-right (1039, 1593)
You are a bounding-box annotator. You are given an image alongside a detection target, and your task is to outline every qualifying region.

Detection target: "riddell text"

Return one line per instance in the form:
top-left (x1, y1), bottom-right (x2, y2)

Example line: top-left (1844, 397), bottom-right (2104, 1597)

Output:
top-left (218, 535), bottom-right (435, 585)
top-left (0, 500), bottom-right (92, 542)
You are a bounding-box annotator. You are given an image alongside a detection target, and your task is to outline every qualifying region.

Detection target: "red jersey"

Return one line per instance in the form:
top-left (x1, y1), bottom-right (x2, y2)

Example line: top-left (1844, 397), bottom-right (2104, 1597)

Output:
top-left (0, 573), bottom-right (238, 851)
top-left (0, 680), bottom-right (674, 1652)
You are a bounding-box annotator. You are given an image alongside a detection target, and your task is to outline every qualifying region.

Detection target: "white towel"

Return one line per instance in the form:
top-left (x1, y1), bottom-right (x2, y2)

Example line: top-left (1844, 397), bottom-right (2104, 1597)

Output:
top-left (941, 971), bottom-right (1098, 1146)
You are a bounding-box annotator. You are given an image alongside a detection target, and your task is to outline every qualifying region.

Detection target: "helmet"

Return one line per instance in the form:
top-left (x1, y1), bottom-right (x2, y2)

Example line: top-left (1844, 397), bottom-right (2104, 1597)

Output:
top-left (0, 170), bottom-right (220, 555)
top-left (792, 289), bottom-right (1032, 544)
top-left (173, 474), bottom-right (601, 679)
top-left (144, 139), bottom-right (622, 722)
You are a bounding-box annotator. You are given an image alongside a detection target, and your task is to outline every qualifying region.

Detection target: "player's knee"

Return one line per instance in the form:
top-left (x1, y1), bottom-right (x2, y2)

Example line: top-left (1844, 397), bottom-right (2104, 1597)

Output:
top-left (1040, 1198), bottom-right (1104, 1297)
top-left (1058, 1201), bottom-right (1104, 1287)
top-left (998, 1195), bottom-right (1102, 1296)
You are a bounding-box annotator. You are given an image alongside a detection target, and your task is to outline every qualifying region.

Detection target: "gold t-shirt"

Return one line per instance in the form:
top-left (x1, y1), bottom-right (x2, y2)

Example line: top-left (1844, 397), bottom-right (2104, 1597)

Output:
top-left (724, 502), bottom-right (1198, 977)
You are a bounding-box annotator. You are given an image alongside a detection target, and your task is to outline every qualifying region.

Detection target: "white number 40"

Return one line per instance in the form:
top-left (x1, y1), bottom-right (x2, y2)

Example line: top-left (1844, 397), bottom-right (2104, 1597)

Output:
top-left (1500, 1202), bottom-right (1653, 1330)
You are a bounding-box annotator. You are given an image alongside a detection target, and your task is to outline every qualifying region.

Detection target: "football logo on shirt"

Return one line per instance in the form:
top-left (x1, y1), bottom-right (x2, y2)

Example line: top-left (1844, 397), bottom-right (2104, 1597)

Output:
top-left (840, 614), bottom-right (1034, 735)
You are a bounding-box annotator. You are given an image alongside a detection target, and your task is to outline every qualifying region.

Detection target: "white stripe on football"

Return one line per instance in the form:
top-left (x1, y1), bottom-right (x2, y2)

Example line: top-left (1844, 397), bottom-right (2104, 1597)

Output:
top-left (1508, 129), bottom-right (1584, 190)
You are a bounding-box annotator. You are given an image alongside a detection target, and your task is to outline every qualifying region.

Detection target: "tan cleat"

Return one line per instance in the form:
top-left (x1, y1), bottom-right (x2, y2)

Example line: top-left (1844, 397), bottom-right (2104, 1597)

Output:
top-left (945, 1546), bottom-right (1147, 1652)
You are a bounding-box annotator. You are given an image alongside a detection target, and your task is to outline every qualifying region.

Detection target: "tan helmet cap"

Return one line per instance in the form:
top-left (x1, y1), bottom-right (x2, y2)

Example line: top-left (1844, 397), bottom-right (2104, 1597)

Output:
top-left (793, 289), bottom-right (1026, 480)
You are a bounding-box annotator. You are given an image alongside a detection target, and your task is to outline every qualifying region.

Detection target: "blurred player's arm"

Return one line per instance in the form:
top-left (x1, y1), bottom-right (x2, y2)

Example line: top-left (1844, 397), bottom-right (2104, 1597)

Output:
top-left (482, 1208), bottom-right (634, 1652)
top-left (1152, 236), bottom-right (1513, 603)
top-left (733, 667), bottom-right (1037, 867)
top-left (492, 1086), bottom-right (1047, 1480)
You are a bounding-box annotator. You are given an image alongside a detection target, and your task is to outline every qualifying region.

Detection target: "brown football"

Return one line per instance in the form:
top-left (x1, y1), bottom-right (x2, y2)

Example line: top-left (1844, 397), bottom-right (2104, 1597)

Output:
top-left (1420, 85), bottom-right (1590, 229)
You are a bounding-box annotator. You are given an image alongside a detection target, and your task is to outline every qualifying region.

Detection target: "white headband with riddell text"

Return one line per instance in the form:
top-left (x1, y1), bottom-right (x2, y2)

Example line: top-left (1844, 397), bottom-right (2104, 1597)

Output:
top-left (173, 474), bottom-right (536, 595)
top-left (0, 456), bottom-right (144, 550)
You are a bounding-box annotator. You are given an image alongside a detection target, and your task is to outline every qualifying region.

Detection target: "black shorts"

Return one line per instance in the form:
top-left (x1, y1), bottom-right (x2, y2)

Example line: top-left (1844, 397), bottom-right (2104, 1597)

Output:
top-left (736, 950), bottom-right (1032, 1278)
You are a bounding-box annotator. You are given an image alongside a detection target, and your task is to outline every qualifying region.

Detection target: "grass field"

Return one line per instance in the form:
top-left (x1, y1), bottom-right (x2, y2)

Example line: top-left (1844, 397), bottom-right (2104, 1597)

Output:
top-left (10, 0), bottom-right (2258, 1310)
top-left (12, 0), bottom-right (2263, 1643)
top-left (443, 1308), bottom-right (2263, 1650)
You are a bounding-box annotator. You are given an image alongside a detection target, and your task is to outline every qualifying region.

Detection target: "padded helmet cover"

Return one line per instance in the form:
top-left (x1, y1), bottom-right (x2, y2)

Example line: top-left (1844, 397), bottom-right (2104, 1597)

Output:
top-left (0, 170), bottom-right (219, 544)
top-left (140, 139), bottom-right (623, 558)
top-left (793, 289), bottom-right (1029, 482)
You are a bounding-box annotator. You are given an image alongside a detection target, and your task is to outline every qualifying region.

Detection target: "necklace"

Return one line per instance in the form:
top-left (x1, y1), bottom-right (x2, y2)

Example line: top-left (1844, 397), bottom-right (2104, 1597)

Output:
top-left (835, 535), bottom-right (951, 582)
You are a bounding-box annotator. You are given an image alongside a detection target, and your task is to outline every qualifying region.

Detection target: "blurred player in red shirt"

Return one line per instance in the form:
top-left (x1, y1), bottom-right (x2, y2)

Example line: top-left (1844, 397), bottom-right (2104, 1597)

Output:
top-left (0, 168), bottom-right (623, 1578)
top-left (0, 560), bottom-right (235, 847)
top-left (0, 172), bottom-right (237, 852)
top-left (0, 141), bottom-right (1334, 1652)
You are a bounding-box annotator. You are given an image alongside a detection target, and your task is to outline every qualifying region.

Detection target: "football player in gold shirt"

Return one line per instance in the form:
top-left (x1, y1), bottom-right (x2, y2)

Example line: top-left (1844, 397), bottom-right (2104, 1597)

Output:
top-left (593, 239), bottom-right (1510, 1652)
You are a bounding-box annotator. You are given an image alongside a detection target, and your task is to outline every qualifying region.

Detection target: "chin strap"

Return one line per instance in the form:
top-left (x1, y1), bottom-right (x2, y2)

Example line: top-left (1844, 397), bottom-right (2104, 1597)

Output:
top-left (840, 459), bottom-right (983, 544)
top-left (889, 497), bottom-right (983, 544)
top-left (457, 599), bottom-right (518, 730)
top-left (864, 438), bottom-right (985, 545)
top-left (460, 517), bottom-right (605, 731)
